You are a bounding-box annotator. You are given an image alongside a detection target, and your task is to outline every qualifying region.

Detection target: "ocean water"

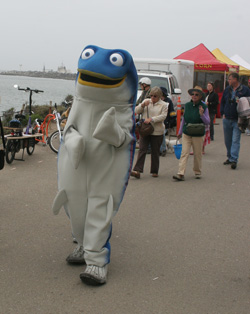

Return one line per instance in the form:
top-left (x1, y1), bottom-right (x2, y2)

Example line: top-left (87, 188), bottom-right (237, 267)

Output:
top-left (0, 75), bottom-right (76, 114)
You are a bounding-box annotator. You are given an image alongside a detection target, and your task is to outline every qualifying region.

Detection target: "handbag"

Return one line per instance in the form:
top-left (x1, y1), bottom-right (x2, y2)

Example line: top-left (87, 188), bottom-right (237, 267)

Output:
top-left (185, 123), bottom-right (205, 136)
top-left (0, 117), bottom-right (6, 170)
top-left (136, 106), bottom-right (154, 138)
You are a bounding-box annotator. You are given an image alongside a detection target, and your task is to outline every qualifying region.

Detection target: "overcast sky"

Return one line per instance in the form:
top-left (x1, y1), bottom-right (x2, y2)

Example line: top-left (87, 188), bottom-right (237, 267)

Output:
top-left (1, 0), bottom-right (249, 72)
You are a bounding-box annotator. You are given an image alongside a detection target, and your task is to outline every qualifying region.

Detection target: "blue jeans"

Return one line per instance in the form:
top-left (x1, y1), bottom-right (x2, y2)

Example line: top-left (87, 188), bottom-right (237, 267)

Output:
top-left (223, 118), bottom-right (241, 162)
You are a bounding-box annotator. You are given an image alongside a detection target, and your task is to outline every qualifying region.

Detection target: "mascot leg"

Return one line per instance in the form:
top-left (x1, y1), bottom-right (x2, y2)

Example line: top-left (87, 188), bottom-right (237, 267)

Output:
top-left (80, 195), bottom-right (114, 285)
top-left (66, 195), bottom-right (88, 265)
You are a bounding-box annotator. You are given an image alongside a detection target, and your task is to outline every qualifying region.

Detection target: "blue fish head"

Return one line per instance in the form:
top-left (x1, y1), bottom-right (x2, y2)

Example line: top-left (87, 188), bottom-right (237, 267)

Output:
top-left (76, 45), bottom-right (138, 105)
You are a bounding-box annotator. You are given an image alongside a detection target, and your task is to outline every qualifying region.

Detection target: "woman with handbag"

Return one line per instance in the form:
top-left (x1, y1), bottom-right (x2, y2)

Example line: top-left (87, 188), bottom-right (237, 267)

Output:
top-left (131, 87), bottom-right (168, 179)
top-left (173, 86), bottom-right (210, 181)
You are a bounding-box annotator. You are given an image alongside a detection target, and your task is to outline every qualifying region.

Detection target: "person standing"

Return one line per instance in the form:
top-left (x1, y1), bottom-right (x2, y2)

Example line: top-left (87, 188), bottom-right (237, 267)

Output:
top-left (131, 87), bottom-right (168, 178)
top-left (205, 82), bottom-right (219, 141)
top-left (246, 79), bottom-right (250, 135)
top-left (135, 77), bottom-right (152, 145)
top-left (173, 86), bottom-right (210, 181)
top-left (136, 77), bottom-right (151, 105)
top-left (160, 86), bottom-right (175, 156)
top-left (220, 72), bottom-right (250, 169)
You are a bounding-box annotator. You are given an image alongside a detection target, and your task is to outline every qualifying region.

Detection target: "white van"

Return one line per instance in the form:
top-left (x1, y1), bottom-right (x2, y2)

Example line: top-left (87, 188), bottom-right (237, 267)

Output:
top-left (134, 58), bottom-right (194, 108)
top-left (137, 70), bottom-right (181, 109)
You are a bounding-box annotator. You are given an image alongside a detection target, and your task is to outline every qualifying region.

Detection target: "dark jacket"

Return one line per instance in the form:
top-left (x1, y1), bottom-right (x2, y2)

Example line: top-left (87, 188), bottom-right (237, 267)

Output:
top-left (163, 96), bottom-right (176, 128)
top-left (220, 84), bottom-right (250, 120)
top-left (206, 91), bottom-right (219, 114)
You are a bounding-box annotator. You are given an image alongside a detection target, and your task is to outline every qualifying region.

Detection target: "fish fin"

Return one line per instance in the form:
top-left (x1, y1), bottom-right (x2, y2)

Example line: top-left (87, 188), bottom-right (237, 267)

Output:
top-left (52, 190), bottom-right (68, 215)
top-left (93, 107), bottom-right (126, 147)
top-left (64, 126), bottom-right (85, 169)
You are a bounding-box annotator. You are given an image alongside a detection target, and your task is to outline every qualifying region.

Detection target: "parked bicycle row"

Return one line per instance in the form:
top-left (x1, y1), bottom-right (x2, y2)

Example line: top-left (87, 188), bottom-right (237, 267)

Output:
top-left (0, 85), bottom-right (72, 166)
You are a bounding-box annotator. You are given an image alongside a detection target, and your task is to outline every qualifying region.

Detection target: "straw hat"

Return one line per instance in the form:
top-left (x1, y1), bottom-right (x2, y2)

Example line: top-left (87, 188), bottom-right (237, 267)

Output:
top-left (188, 86), bottom-right (205, 97)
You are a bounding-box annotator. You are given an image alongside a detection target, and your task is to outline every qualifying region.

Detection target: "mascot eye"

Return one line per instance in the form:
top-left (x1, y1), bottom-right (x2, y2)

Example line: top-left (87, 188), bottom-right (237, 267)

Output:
top-left (81, 48), bottom-right (95, 59)
top-left (110, 53), bottom-right (124, 67)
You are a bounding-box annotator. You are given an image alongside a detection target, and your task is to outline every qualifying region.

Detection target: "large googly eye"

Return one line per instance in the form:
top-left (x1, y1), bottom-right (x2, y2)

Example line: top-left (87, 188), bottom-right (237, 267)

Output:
top-left (81, 48), bottom-right (95, 59)
top-left (110, 53), bottom-right (124, 67)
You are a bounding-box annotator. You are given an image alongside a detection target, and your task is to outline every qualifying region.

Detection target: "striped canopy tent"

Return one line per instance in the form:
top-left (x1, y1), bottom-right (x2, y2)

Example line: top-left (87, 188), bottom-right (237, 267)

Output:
top-left (212, 48), bottom-right (250, 76)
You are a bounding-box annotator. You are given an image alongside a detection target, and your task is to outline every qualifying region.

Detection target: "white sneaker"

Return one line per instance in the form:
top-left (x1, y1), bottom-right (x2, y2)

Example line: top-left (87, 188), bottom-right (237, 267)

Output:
top-left (80, 265), bottom-right (108, 285)
top-left (66, 245), bottom-right (85, 264)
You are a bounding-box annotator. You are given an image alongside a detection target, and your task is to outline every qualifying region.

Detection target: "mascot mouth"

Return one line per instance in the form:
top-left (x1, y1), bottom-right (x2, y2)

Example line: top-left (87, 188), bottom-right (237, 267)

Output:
top-left (78, 70), bottom-right (126, 88)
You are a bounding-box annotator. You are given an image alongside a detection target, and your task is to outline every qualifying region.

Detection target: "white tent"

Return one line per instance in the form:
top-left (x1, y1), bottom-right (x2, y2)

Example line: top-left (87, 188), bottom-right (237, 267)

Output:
top-left (230, 54), bottom-right (250, 71)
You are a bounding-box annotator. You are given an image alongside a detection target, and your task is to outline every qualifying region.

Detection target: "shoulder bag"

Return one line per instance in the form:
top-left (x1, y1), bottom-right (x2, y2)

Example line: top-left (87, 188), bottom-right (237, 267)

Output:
top-left (136, 106), bottom-right (154, 138)
top-left (186, 123), bottom-right (205, 136)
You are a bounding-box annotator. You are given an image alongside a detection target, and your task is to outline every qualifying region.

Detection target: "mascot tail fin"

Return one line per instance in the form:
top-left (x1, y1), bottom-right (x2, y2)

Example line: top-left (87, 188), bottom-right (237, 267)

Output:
top-left (52, 190), bottom-right (68, 215)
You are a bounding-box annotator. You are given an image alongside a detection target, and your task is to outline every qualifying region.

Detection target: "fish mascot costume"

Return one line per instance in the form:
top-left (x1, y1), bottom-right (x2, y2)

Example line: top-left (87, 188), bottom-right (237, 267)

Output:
top-left (52, 45), bottom-right (138, 285)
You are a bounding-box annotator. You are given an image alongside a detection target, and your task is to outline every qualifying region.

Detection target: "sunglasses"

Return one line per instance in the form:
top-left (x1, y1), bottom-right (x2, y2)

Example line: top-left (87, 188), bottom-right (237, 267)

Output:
top-left (150, 95), bottom-right (158, 98)
top-left (191, 93), bottom-right (200, 96)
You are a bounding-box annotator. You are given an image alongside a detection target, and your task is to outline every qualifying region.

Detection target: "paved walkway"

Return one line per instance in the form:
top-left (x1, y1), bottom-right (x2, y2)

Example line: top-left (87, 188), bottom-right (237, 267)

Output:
top-left (1, 120), bottom-right (250, 314)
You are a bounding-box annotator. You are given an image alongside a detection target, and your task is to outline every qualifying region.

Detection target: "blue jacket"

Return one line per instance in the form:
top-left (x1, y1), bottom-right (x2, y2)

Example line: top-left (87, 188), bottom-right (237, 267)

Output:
top-left (220, 84), bottom-right (250, 120)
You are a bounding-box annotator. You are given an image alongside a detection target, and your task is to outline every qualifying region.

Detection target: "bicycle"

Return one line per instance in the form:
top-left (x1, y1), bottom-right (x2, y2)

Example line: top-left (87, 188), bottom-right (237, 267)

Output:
top-left (59, 99), bottom-right (72, 128)
top-left (33, 104), bottom-right (61, 146)
top-left (48, 100), bottom-right (72, 154)
top-left (5, 109), bottom-right (36, 164)
top-left (4, 85), bottom-right (45, 164)
top-left (14, 85), bottom-right (44, 134)
top-left (5, 134), bottom-right (36, 164)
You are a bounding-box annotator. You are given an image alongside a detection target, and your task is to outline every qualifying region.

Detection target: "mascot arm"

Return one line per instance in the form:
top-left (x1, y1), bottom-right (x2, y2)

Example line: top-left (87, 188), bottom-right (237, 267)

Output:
top-left (93, 107), bottom-right (132, 148)
top-left (64, 125), bottom-right (85, 169)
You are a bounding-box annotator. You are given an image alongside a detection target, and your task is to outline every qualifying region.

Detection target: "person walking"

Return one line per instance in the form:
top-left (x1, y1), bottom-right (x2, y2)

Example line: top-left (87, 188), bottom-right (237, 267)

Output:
top-left (220, 72), bottom-right (250, 169)
top-left (205, 82), bottom-right (219, 141)
top-left (131, 87), bottom-right (168, 179)
top-left (173, 86), bottom-right (210, 181)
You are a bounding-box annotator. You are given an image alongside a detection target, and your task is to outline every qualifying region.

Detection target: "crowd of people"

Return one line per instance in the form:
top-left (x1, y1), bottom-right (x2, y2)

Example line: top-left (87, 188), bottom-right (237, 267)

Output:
top-left (130, 73), bottom-right (250, 181)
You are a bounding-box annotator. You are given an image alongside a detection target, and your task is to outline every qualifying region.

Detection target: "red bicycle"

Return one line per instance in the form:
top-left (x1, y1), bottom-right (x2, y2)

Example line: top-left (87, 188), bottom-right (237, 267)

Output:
top-left (33, 113), bottom-right (56, 145)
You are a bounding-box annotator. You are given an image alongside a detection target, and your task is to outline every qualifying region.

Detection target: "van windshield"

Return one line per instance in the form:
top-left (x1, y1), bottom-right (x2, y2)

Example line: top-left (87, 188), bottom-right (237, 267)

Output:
top-left (138, 75), bottom-right (170, 94)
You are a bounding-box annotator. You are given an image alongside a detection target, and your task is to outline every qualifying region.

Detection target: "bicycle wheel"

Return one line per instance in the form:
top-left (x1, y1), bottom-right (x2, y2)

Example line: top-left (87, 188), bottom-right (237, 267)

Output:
top-left (27, 138), bottom-right (35, 155)
top-left (6, 140), bottom-right (16, 164)
top-left (48, 130), bottom-right (62, 154)
top-left (15, 139), bottom-right (21, 153)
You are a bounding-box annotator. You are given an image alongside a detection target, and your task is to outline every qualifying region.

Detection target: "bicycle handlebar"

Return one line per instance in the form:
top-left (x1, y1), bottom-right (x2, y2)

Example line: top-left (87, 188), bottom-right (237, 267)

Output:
top-left (17, 87), bottom-right (44, 93)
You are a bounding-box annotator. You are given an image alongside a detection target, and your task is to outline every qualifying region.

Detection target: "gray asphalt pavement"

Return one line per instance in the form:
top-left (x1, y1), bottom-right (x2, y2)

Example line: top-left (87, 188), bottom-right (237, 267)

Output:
top-left (1, 120), bottom-right (250, 314)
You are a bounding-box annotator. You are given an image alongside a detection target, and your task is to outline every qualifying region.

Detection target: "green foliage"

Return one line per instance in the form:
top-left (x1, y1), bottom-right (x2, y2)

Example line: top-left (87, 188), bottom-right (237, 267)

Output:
top-left (64, 94), bottom-right (74, 103)
top-left (2, 107), bottom-right (15, 125)
top-left (29, 113), bottom-right (43, 124)
top-left (2, 95), bottom-right (74, 127)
